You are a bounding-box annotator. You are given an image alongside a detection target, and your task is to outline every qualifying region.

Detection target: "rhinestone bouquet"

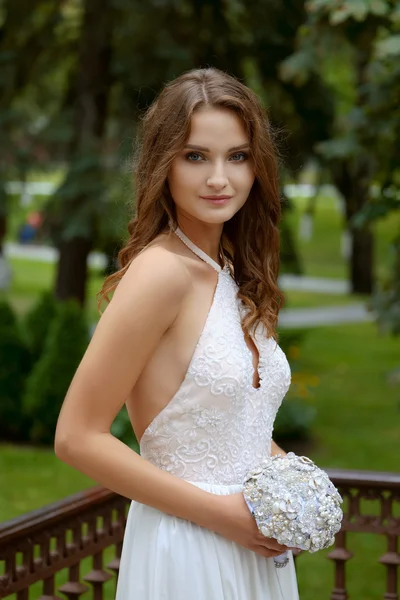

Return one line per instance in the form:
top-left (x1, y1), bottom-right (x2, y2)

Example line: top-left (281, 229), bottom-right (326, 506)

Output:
top-left (243, 452), bottom-right (343, 558)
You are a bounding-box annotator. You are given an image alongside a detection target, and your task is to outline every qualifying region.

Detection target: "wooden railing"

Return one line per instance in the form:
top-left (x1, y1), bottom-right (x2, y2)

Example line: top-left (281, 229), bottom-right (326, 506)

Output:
top-left (0, 468), bottom-right (399, 600)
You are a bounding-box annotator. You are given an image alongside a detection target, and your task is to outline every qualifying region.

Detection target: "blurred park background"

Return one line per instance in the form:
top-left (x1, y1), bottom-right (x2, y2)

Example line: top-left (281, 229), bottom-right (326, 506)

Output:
top-left (0, 0), bottom-right (399, 598)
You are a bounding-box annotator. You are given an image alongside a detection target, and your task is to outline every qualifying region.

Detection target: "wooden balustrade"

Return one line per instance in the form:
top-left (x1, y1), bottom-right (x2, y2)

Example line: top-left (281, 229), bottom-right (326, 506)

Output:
top-left (325, 469), bottom-right (400, 600)
top-left (0, 468), bottom-right (399, 599)
top-left (0, 488), bottom-right (129, 600)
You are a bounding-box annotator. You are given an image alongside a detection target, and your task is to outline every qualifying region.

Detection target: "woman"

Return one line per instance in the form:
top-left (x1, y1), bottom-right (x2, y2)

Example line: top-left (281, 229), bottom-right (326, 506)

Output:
top-left (55, 67), bottom-right (300, 599)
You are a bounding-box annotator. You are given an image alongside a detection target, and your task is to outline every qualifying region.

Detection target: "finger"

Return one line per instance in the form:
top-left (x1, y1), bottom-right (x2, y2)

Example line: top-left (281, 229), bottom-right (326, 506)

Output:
top-left (254, 546), bottom-right (284, 559)
top-left (254, 533), bottom-right (287, 549)
top-left (252, 546), bottom-right (276, 558)
top-left (258, 538), bottom-right (288, 553)
top-left (255, 542), bottom-right (286, 555)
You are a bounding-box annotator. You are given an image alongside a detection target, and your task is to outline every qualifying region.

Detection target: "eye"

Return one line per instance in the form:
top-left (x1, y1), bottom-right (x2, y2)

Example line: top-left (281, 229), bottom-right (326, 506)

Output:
top-left (230, 151), bottom-right (249, 162)
top-left (185, 152), bottom-right (204, 162)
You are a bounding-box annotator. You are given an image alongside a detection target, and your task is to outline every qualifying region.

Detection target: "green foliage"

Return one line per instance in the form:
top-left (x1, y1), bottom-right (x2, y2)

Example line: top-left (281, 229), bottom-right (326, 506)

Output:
top-left (274, 399), bottom-right (316, 442)
top-left (44, 153), bottom-right (106, 245)
top-left (22, 299), bottom-right (89, 445)
top-left (111, 406), bottom-right (140, 453)
top-left (274, 329), bottom-right (317, 442)
top-left (351, 192), bottom-right (400, 227)
top-left (0, 297), bottom-right (17, 328)
top-left (283, 0), bottom-right (400, 318)
top-left (306, 0), bottom-right (391, 24)
top-left (369, 237), bottom-right (400, 335)
top-left (278, 329), bottom-right (308, 355)
top-left (351, 187), bottom-right (400, 335)
top-left (375, 33), bottom-right (400, 57)
top-left (23, 290), bottom-right (58, 358)
top-left (279, 49), bottom-right (317, 86)
top-left (0, 300), bottom-right (32, 441)
top-left (370, 286), bottom-right (400, 335)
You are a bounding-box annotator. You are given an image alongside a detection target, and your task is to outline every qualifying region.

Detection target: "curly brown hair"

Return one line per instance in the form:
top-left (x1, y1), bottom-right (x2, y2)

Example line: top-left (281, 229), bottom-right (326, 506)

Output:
top-left (97, 67), bottom-right (285, 340)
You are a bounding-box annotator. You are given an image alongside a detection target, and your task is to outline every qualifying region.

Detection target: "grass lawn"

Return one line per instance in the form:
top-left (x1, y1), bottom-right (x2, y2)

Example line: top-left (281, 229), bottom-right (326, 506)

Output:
top-left (290, 323), bottom-right (400, 600)
top-left (283, 317), bottom-right (400, 598)
top-left (284, 289), bottom-right (366, 309)
top-left (296, 323), bottom-right (399, 473)
top-left (0, 444), bottom-right (95, 522)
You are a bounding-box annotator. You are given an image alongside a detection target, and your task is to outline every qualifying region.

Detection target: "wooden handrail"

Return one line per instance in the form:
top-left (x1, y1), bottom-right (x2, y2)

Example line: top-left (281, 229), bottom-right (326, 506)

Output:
top-left (0, 487), bottom-right (119, 545)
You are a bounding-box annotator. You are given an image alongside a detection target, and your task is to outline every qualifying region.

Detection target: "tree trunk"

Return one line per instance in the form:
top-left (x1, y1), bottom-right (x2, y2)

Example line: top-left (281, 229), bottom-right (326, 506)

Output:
top-left (333, 161), bottom-right (374, 295)
top-left (345, 166), bottom-right (374, 294)
top-left (329, 27), bottom-right (376, 295)
top-left (350, 226), bottom-right (374, 294)
top-left (54, 0), bottom-right (113, 305)
top-left (55, 238), bottom-right (92, 305)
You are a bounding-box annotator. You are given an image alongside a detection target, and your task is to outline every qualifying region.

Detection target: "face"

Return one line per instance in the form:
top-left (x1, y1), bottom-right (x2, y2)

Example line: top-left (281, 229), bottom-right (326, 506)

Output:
top-left (167, 106), bottom-right (255, 227)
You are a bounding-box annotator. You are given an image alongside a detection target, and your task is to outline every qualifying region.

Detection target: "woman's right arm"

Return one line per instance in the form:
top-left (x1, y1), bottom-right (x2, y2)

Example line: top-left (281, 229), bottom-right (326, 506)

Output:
top-left (54, 247), bottom-right (288, 558)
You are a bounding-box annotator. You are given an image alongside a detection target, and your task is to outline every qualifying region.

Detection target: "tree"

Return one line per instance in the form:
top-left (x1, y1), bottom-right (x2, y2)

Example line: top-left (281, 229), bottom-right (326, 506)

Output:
top-left (280, 0), bottom-right (400, 294)
top-left (43, 0), bottom-right (115, 304)
top-left (0, 0), bottom-right (64, 274)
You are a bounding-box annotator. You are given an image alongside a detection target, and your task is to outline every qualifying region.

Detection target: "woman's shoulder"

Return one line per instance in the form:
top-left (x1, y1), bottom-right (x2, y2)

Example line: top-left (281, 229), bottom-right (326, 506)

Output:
top-left (117, 234), bottom-right (192, 302)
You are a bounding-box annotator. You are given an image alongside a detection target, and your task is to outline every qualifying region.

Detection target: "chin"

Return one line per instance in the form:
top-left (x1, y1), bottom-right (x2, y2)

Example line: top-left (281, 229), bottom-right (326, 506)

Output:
top-left (198, 212), bottom-right (233, 225)
top-left (199, 204), bottom-right (242, 220)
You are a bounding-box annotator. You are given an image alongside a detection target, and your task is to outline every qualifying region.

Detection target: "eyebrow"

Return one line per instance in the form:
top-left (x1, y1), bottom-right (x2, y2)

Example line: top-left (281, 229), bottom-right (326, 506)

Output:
top-left (184, 143), bottom-right (250, 152)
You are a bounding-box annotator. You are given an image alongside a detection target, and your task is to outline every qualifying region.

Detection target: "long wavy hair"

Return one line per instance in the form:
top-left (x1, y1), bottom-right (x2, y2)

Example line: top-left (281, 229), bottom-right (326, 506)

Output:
top-left (98, 67), bottom-right (285, 339)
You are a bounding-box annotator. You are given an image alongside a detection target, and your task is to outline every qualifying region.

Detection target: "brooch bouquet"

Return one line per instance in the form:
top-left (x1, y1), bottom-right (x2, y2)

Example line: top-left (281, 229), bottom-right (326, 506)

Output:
top-left (243, 452), bottom-right (343, 568)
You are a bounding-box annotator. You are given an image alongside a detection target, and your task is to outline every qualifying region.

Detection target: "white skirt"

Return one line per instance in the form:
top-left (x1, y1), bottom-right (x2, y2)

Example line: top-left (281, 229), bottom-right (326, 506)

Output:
top-left (115, 482), bottom-right (300, 600)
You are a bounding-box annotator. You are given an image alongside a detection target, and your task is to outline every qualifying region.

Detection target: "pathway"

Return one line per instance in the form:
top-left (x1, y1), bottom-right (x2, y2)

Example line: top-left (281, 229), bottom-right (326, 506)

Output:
top-left (4, 241), bottom-right (374, 329)
top-left (278, 304), bottom-right (373, 329)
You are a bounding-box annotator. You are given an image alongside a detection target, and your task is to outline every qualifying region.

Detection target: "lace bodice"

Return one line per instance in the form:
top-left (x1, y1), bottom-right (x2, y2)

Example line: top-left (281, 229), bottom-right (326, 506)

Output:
top-left (140, 226), bottom-right (291, 485)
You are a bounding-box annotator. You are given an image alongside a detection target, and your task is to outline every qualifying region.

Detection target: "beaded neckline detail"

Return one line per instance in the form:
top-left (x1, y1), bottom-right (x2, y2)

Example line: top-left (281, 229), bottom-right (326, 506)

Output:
top-left (172, 225), bottom-right (226, 274)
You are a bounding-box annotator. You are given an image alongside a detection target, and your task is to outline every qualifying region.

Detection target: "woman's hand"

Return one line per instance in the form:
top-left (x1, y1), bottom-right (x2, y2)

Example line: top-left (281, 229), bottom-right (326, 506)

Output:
top-left (212, 492), bottom-right (295, 558)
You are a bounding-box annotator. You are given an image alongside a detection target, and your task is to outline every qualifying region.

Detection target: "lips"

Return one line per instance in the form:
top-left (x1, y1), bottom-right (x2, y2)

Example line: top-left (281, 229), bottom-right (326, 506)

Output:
top-left (200, 195), bottom-right (231, 206)
top-left (200, 195), bottom-right (232, 200)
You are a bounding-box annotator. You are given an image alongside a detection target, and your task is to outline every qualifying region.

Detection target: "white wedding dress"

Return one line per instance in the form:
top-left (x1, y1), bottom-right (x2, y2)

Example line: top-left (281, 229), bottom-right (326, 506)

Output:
top-left (115, 226), bottom-right (300, 599)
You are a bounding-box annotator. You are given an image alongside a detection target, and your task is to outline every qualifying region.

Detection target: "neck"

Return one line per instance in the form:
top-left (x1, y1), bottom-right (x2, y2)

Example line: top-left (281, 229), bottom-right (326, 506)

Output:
top-left (174, 220), bottom-right (223, 264)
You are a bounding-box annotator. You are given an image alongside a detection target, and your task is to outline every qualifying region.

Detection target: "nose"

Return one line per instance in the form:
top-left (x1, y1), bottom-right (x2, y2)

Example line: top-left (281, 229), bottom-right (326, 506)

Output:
top-left (206, 160), bottom-right (229, 190)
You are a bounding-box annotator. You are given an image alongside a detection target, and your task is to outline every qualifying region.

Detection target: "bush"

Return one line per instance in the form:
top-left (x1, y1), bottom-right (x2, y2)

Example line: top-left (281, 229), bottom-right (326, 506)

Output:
top-left (24, 291), bottom-right (58, 359)
top-left (273, 328), bottom-right (317, 444)
top-left (0, 298), bottom-right (18, 329)
top-left (0, 300), bottom-right (32, 441)
top-left (22, 299), bottom-right (89, 445)
top-left (278, 329), bottom-right (308, 356)
top-left (273, 399), bottom-right (316, 442)
top-left (111, 406), bottom-right (140, 452)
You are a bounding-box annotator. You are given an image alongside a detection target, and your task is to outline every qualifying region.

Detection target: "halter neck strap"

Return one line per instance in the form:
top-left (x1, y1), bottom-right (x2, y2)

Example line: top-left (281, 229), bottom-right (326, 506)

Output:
top-left (171, 224), bottom-right (225, 273)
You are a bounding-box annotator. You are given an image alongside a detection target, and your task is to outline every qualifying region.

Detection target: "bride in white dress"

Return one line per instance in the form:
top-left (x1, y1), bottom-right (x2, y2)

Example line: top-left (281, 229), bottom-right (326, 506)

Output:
top-left (55, 67), bottom-right (300, 599)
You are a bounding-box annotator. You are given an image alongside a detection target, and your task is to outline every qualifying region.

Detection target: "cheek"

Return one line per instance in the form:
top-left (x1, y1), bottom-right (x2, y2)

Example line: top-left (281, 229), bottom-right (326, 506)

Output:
top-left (235, 164), bottom-right (255, 192)
top-left (168, 163), bottom-right (199, 194)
